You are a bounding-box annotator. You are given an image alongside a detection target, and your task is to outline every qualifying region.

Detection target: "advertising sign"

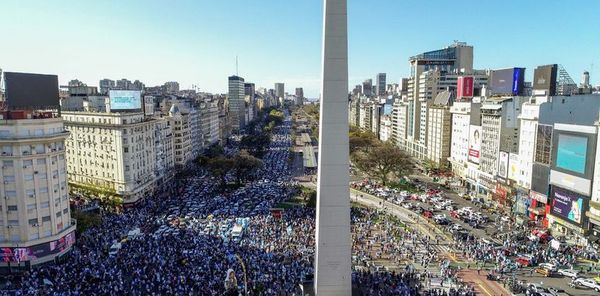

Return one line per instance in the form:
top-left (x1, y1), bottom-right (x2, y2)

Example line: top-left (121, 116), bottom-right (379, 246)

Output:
top-left (0, 231), bottom-right (75, 263)
top-left (109, 90), bottom-right (142, 111)
top-left (551, 187), bottom-right (585, 225)
top-left (498, 151), bottom-right (509, 179)
top-left (468, 125), bottom-right (481, 164)
top-left (489, 68), bottom-right (525, 96)
top-left (4, 72), bottom-right (60, 110)
top-left (555, 134), bottom-right (588, 175)
top-left (508, 153), bottom-right (520, 181)
top-left (456, 76), bottom-right (474, 100)
top-left (533, 64), bottom-right (557, 96)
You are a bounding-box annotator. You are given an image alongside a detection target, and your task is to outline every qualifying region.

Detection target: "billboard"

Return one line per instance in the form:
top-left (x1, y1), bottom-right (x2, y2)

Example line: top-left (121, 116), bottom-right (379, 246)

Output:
top-left (498, 151), bottom-right (509, 179)
top-left (109, 90), bottom-right (142, 111)
top-left (0, 231), bottom-right (75, 263)
top-left (555, 134), bottom-right (588, 175)
top-left (533, 64), bottom-right (557, 96)
top-left (456, 76), bottom-right (474, 100)
top-left (4, 72), bottom-right (60, 110)
top-left (488, 68), bottom-right (525, 96)
top-left (468, 125), bottom-right (482, 164)
top-left (551, 186), bottom-right (586, 225)
top-left (508, 153), bottom-right (520, 181)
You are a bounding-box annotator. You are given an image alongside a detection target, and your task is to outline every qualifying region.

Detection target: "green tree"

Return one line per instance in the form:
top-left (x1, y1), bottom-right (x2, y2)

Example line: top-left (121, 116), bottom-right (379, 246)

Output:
top-left (240, 134), bottom-right (271, 158)
top-left (232, 150), bottom-right (263, 184)
top-left (71, 210), bottom-right (101, 234)
top-left (207, 157), bottom-right (234, 189)
top-left (349, 128), bottom-right (378, 154)
top-left (351, 143), bottom-right (414, 186)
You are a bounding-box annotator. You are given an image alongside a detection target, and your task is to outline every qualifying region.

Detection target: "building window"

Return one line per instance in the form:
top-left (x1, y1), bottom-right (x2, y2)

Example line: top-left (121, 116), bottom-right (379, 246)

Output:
top-left (41, 202), bottom-right (50, 208)
top-left (7, 205), bottom-right (17, 211)
top-left (28, 218), bottom-right (38, 225)
top-left (42, 216), bottom-right (51, 222)
top-left (37, 158), bottom-right (46, 165)
top-left (3, 160), bottom-right (13, 167)
top-left (8, 220), bottom-right (19, 226)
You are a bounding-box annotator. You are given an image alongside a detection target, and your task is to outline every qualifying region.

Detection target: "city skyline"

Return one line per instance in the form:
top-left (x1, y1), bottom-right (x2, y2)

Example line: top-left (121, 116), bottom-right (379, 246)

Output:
top-left (2, 0), bottom-right (599, 97)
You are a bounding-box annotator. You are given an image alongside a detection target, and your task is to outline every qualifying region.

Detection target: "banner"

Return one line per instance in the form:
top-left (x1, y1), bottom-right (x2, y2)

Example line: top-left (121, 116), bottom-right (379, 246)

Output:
top-left (551, 187), bottom-right (584, 224)
top-left (468, 125), bottom-right (481, 164)
top-left (498, 151), bottom-right (509, 179)
top-left (0, 231), bottom-right (75, 263)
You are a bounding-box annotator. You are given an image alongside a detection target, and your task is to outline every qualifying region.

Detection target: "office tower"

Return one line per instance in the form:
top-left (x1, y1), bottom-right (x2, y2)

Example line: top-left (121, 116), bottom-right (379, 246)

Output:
top-left (362, 79), bottom-right (373, 96)
top-left (244, 83), bottom-right (255, 98)
top-left (132, 80), bottom-right (145, 91)
top-left (228, 76), bottom-right (246, 131)
top-left (0, 72), bottom-right (75, 268)
top-left (314, 0), bottom-right (351, 294)
top-left (275, 83), bottom-right (285, 99)
top-left (295, 88), bottom-right (304, 105)
top-left (376, 73), bottom-right (386, 96)
top-left (116, 79), bottom-right (132, 90)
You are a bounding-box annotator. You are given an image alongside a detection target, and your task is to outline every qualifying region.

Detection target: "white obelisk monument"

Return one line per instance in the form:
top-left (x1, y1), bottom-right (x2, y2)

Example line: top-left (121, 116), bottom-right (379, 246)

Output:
top-left (314, 0), bottom-right (351, 294)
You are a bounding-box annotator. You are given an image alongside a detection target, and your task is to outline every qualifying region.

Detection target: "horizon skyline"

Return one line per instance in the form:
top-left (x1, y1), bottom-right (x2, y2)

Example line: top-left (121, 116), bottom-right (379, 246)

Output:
top-left (2, 0), bottom-right (599, 97)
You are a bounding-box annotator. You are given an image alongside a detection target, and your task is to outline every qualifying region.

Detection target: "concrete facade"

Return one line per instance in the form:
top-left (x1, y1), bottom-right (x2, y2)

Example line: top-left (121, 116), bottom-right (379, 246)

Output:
top-left (314, 0), bottom-right (352, 294)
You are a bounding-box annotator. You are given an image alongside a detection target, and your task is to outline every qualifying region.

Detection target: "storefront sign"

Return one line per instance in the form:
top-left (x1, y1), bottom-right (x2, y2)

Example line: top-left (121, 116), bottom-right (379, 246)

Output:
top-left (0, 231), bottom-right (75, 263)
top-left (530, 190), bottom-right (548, 204)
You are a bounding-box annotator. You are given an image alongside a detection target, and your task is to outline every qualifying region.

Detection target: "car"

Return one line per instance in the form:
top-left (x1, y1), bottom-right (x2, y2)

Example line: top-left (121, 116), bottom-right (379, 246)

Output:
top-left (516, 257), bottom-right (533, 267)
top-left (557, 268), bottom-right (579, 278)
top-left (535, 267), bottom-right (553, 277)
top-left (573, 278), bottom-right (600, 292)
top-left (538, 263), bottom-right (557, 271)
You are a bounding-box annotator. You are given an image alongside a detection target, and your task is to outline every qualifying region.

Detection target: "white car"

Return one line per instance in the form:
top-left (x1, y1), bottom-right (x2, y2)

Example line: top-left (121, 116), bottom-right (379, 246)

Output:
top-left (538, 263), bottom-right (557, 271)
top-left (574, 278), bottom-right (600, 292)
top-left (557, 268), bottom-right (579, 278)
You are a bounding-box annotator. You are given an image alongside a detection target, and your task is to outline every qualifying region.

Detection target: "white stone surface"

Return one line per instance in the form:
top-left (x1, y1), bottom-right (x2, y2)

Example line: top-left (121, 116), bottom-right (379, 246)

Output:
top-left (314, 0), bottom-right (352, 295)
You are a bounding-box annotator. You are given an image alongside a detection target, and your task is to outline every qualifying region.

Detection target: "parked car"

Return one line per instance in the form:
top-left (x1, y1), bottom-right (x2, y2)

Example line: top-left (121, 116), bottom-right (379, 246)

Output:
top-left (557, 268), bottom-right (579, 278)
top-left (573, 278), bottom-right (600, 292)
top-left (535, 267), bottom-right (553, 277)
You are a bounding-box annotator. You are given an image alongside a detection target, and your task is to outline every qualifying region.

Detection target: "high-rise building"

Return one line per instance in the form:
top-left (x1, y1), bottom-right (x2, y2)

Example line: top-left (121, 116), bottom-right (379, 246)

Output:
top-left (228, 76), bottom-right (246, 131)
top-left (275, 83), bottom-right (285, 100)
top-left (376, 73), bottom-right (386, 96)
top-left (295, 88), bottom-right (304, 105)
top-left (167, 103), bottom-right (193, 167)
top-left (362, 79), bottom-right (373, 97)
top-left (132, 80), bottom-right (145, 91)
top-left (116, 79), bottom-right (132, 90)
top-left (244, 83), bottom-right (255, 99)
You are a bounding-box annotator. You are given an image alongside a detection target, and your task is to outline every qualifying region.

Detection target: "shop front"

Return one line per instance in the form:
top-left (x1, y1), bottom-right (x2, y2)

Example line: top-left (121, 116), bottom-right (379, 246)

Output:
top-left (528, 190), bottom-right (549, 228)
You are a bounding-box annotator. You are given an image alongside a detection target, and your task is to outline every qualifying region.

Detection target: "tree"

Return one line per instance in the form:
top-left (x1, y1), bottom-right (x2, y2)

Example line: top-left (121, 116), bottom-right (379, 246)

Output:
top-left (71, 210), bottom-right (101, 234)
top-left (351, 143), bottom-right (414, 186)
top-left (240, 134), bottom-right (271, 158)
top-left (207, 157), bottom-right (234, 189)
top-left (197, 144), bottom-right (225, 166)
top-left (349, 127), bottom-right (378, 153)
top-left (232, 150), bottom-right (263, 184)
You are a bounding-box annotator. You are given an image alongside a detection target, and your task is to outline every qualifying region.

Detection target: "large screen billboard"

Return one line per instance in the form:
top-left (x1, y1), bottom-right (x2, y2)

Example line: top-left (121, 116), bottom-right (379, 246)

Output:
top-left (4, 72), bottom-right (60, 110)
top-left (533, 64), bottom-right (557, 96)
top-left (109, 90), bottom-right (142, 111)
top-left (468, 125), bottom-right (481, 164)
top-left (555, 134), bottom-right (588, 174)
top-left (508, 153), bottom-right (519, 181)
top-left (550, 186), bottom-right (586, 225)
top-left (456, 76), bottom-right (474, 100)
top-left (0, 231), bottom-right (75, 263)
top-left (489, 68), bottom-right (525, 96)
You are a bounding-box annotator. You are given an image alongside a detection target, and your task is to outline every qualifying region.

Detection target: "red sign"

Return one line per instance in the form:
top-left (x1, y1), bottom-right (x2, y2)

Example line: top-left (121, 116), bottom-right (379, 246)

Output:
top-left (457, 76), bottom-right (474, 99)
top-left (468, 149), bottom-right (479, 158)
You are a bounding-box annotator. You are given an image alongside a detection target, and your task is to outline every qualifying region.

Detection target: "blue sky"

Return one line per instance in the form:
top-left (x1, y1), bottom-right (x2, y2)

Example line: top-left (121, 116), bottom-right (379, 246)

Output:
top-left (1, 0), bottom-right (599, 97)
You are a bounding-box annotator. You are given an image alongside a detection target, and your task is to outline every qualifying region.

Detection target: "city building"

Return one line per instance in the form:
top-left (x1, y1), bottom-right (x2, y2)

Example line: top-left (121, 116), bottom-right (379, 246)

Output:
top-left (295, 88), bottom-right (304, 105)
top-left (199, 98), bottom-right (220, 147)
top-left (362, 79), bottom-right (373, 97)
top-left (163, 81), bottom-right (180, 93)
top-left (448, 101), bottom-right (479, 181)
top-left (426, 91), bottom-right (452, 166)
top-left (379, 115), bottom-right (393, 142)
top-left (166, 103), bottom-right (193, 167)
top-left (99, 79), bottom-right (115, 94)
top-left (275, 83), bottom-right (285, 100)
top-left (376, 73), bottom-right (386, 96)
top-left (116, 79), bottom-right (132, 90)
top-left (0, 110), bottom-right (76, 268)
top-left (228, 76), bottom-right (246, 132)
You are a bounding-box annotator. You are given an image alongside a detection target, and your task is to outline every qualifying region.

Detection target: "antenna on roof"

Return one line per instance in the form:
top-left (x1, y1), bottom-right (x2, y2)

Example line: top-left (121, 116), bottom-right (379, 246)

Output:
top-left (236, 55), bottom-right (239, 76)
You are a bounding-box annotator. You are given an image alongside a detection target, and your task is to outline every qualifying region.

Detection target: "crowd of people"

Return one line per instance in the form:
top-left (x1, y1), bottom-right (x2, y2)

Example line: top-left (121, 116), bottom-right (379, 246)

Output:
top-left (2, 112), bottom-right (489, 295)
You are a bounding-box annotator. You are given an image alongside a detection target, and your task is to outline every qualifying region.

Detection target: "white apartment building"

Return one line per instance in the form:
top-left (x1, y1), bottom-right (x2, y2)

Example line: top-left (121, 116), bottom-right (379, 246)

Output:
top-left (188, 106), bottom-right (201, 159)
top-left (449, 102), bottom-right (473, 179)
top-left (167, 104), bottom-right (193, 167)
top-left (63, 111), bottom-right (164, 204)
top-left (379, 115), bottom-right (392, 142)
top-left (426, 91), bottom-right (452, 166)
top-left (0, 114), bottom-right (76, 267)
top-left (391, 101), bottom-right (408, 147)
top-left (200, 99), bottom-right (220, 147)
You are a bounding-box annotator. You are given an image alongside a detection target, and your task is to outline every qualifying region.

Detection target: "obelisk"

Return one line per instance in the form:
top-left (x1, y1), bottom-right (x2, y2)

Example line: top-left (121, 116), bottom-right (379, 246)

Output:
top-left (314, 0), bottom-right (351, 295)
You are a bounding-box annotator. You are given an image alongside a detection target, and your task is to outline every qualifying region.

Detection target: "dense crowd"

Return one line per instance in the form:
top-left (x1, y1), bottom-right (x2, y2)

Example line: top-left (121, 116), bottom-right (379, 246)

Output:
top-left (3, 115), bottom-right (461, 295)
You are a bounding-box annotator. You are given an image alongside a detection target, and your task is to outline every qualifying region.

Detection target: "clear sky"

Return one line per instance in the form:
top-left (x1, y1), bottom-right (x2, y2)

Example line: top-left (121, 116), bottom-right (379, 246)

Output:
top-left (1, 0), bottom-right (599, 97)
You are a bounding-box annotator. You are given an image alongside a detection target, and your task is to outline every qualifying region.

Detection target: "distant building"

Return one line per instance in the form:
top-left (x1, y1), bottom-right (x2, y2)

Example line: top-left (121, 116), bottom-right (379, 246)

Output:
top-left (229, 76), bottom-right (246, 131)
top-left (376, 73), bottom-right (386, 96)
top-left (116, 79), bottom-right (132, 90)
top-left (99, 79), bottom-right (115, 94)
top-left (295, 88), bottom-right (304, 105)
top-left (275, 83), bottom-right (285, 100)
top-left (163, 81), bottom-right (180, 93)
top-left (363, 79), bottom-right (373, 97)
